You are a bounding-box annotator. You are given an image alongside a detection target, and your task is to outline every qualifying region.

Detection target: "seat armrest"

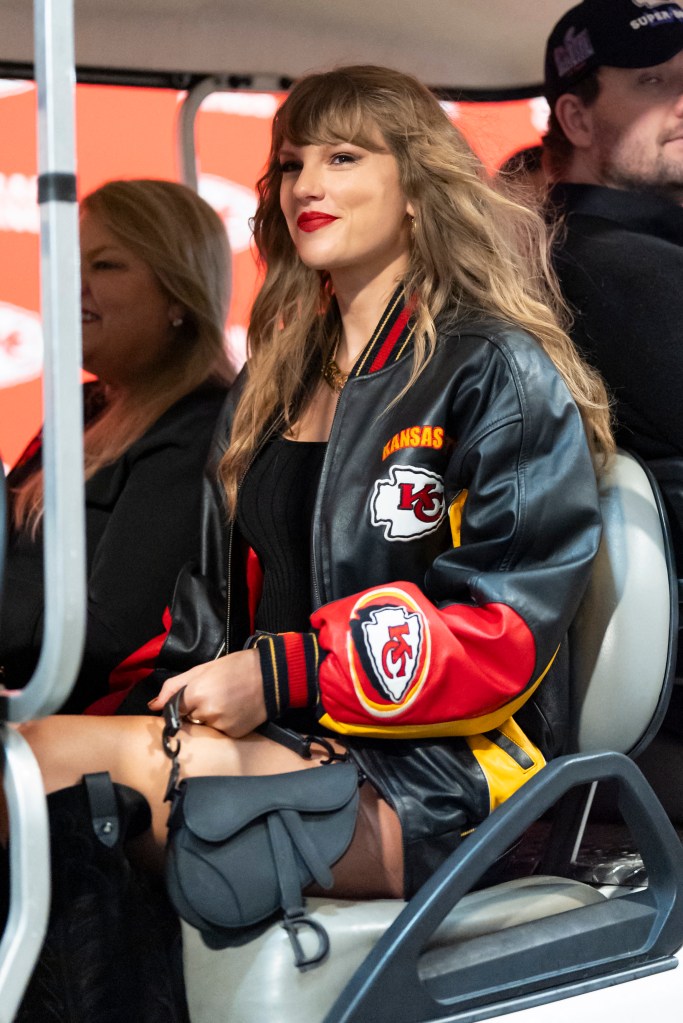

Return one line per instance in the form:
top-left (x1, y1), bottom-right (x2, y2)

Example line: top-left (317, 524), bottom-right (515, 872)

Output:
top-left (325, 750), bottom-right (683, 1023)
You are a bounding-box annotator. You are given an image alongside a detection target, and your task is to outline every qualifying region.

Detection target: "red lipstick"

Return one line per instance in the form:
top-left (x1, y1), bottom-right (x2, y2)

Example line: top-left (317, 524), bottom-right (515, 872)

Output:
top-left (297, 212), bottom-right (338, 232)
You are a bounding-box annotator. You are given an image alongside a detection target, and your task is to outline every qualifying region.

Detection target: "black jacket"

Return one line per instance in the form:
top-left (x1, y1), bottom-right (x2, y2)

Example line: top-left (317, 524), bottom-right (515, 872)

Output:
top-left (0, 381), bottom-right (229, 712)
top-left (120, 292), bottom-right (601, 894)
top-left (550, 183), bottom-right (683, 666)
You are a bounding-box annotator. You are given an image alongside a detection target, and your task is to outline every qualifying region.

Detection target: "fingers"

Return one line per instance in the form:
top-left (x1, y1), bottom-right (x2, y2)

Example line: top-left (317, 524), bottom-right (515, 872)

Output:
top-left (148, 663), bottom-right (222, 728)
top-left (147, 673), bottom-right (193, 712)
top-left (145, 652), bottom-right (264, 738)
top-left (148, 675), bottom-right (206, 728)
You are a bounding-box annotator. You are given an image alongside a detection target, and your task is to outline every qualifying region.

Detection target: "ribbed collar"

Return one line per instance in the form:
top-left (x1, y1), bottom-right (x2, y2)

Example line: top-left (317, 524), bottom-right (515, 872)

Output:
top-left (347, 286), bottom-right (417, 380)
top-left (549, 182), bottom-right (683, 247)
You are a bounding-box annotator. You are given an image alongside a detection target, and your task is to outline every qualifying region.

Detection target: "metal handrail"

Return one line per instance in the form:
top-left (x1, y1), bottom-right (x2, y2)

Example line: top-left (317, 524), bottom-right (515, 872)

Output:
top-left (176, 74), bottom-right (228, 190)
top-left (0, 728), bottom-right (51, 1023)
top-left (3, 0), bottom-right (86, 725)
top-left (176, 72), bottom-right (283, 190)
top-left (0, 0), bottom-right (84, 1017)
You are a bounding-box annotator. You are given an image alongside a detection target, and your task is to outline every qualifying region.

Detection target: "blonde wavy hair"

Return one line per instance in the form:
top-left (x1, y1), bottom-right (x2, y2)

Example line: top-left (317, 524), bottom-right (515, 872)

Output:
top-left (13, 178), bottom-right (234, 534)
top-left (221, 65), bottom-right (613, 513)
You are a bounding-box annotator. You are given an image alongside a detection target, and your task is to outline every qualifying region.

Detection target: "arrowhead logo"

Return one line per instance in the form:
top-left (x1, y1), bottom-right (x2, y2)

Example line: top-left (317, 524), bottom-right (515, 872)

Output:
top-left (371, 465), bottom-right (445, 541)
top-left (348, 586), bottom-right (431, 719)
top-left (360, 604), bottom-right (423, 703)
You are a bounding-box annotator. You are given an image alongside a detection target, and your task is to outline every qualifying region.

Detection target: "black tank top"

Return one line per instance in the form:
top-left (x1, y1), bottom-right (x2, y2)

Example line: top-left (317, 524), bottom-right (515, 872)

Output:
top-left (236, 436), bottom-right (326, 634)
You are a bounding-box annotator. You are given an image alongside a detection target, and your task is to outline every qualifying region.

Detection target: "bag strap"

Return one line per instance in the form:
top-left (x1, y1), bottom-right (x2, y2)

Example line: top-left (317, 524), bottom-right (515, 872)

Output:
top-left (257, 719), bottom-right (347, 764)
top-left (161, 686), bottom-right (347, 798)
top-left (83, 772), bottom-right (120, 848)
top-left (267, 812), bottom-right (330, 968)
top-left (279, 808), bottom-right (334, 888)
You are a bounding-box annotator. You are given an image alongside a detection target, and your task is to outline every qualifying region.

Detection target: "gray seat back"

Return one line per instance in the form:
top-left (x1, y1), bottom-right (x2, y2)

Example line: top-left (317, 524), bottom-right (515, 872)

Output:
top-left (570, 450), bottom-right (678, 757)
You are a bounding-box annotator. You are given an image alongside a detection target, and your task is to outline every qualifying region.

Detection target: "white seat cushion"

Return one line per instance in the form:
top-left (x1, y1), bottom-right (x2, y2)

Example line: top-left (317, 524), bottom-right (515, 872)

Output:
top-left (182, 875), bottom-right (606, 1023)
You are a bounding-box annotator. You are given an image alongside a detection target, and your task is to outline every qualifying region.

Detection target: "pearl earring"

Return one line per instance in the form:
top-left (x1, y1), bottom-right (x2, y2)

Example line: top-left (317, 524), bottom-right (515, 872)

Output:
top-left (172, 317), bottom-right (183, 328)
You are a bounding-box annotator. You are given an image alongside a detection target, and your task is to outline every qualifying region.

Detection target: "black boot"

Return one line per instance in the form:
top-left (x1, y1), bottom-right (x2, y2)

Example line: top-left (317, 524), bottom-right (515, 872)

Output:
top-left (15, 772), bottom-right (189, 1023)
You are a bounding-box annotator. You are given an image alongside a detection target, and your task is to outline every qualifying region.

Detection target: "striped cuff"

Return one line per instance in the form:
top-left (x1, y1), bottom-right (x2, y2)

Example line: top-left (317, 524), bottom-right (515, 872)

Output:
top-left (248, 632), bottom-right (321, 719)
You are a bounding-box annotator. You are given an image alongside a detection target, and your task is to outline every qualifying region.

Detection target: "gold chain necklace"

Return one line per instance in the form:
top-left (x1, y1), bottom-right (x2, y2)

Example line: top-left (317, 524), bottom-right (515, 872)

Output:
top-left (321, 355), bottom-right (349, 394)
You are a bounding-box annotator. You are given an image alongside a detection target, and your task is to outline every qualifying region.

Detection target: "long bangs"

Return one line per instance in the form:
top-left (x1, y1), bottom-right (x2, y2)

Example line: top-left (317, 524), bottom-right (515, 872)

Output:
top-left (272, 74), bottom-right (389, 155)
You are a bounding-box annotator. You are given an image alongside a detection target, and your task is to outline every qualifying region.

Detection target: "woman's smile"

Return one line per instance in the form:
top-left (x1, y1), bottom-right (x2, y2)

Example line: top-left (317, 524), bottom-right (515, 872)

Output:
top-left (296, 211), bottom-right (339, 232)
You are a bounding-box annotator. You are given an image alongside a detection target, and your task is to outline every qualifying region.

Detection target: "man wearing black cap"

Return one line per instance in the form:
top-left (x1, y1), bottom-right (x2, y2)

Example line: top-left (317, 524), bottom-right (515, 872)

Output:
top-left (543, 0), bottom-right (683, 816)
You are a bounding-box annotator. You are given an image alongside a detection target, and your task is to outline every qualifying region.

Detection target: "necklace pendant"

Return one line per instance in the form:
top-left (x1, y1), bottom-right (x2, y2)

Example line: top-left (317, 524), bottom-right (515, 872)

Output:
top-left (322, 358), bottom-right (349, 395)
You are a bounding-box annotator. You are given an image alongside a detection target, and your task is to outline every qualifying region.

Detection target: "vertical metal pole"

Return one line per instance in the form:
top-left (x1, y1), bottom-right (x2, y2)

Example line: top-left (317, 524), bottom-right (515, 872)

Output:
top-left (5, 0), bottom-right (86, 722)
top-left (0, 0), bottom-right (84, 1016)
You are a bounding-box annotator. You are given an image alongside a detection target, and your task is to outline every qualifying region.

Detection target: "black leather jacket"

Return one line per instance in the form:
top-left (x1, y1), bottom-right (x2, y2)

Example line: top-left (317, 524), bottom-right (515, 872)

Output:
top-left (119, 292), bottom-right (602, 894)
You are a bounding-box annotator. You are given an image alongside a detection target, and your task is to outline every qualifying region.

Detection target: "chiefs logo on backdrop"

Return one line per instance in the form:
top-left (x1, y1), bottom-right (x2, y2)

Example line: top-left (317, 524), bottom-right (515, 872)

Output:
top-left (371, 465), bottom-right (445, 541)
top-left (0, 302), bottom-right (43, 387)
top-left (349, 586), bottom-right (431, 717)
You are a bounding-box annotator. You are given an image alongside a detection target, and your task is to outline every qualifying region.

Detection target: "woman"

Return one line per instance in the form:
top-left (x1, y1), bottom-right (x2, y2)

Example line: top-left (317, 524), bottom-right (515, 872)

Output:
top-left (0, 179), bottom-right (233, 712)
top-left (11, 66), bottom-right (611, 903)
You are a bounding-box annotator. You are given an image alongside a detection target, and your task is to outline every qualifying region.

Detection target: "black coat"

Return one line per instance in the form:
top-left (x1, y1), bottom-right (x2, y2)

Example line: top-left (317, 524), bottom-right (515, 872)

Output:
top-left (550, 182), bottom-right (683, 667)
top-left (0, 381), bottom-right (229, 712)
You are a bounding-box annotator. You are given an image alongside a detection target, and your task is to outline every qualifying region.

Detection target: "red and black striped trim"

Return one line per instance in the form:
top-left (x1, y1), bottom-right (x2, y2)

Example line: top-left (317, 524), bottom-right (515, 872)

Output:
top-left (351, 286), bottom-right (417, 379)
top-left (249, 631), bottom-right (321, 718)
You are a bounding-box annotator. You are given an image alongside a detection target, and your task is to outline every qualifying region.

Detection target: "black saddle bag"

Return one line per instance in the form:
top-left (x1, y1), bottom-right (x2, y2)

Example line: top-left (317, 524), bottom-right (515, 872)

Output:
top-left (162, 689), bottom-right (361, 968)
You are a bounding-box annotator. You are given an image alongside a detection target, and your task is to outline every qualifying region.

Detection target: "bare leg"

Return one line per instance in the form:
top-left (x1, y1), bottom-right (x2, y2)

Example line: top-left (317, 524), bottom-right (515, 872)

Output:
top-left (11, 715), bottom-right (404, 897)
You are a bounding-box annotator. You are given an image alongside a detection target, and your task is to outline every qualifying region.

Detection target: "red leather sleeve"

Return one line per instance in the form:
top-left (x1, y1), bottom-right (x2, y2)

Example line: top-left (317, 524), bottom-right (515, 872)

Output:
top-left (310, 581), bottom-right (543, 738)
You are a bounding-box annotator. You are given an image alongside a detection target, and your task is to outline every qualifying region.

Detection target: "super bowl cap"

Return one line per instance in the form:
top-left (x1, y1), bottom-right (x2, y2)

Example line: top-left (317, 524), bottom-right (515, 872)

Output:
top-left (544, 0), bottom-right (683, 104)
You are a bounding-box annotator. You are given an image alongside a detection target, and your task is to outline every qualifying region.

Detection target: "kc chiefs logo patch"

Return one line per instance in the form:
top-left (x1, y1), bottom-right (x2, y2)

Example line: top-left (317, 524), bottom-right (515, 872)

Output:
top-left (348, 587), bottom-right (431, 718)
top-left (371, 465), bottom-right (445, 541)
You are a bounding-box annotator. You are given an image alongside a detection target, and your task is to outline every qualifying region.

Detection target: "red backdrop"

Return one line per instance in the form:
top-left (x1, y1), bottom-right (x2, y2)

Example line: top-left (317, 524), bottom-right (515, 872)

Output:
top-left (0, 82), bottom-right (548, 469)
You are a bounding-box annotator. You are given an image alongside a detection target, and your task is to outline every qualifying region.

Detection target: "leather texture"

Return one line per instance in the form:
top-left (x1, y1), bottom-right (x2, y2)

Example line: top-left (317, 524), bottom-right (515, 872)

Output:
top-left (1, 382), bottom-right (229, 712)
top-left (119, 303), bottom-right (602, 894)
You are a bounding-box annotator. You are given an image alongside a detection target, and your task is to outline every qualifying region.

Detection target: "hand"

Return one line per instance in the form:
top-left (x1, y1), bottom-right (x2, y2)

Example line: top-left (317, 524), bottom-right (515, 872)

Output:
top-left (147, 649), bottom-right (266, 738)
